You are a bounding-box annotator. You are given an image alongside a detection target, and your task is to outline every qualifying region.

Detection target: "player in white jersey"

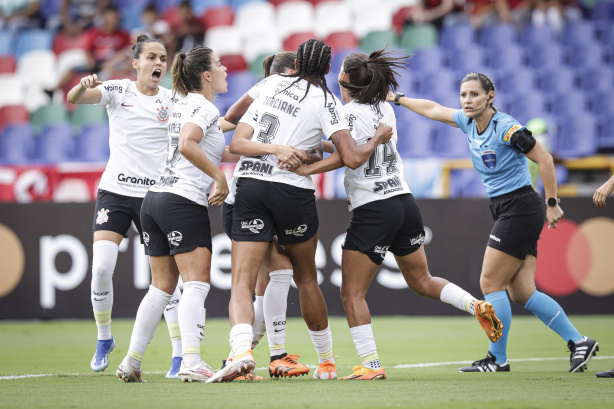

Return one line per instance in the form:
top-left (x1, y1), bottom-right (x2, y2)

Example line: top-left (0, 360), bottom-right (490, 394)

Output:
top-left (66, 35), bottom-right (182, 376)
top-left (291, 48), bottom-right (503, 380)
top-left (207, 39), bottom-right (392, 383)
top-left (115, 46), bottom-right (231, 383)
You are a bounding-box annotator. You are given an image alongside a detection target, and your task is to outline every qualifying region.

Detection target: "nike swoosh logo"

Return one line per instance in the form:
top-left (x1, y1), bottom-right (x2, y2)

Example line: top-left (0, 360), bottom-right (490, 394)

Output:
top-left (274, 329), bottom-right (284, 332)
top-left (165, 306), bottom-right (176, 312)
top-left (121, 103), bottom-right (134, 107)
top-left (93, 297), bottom-right (107, 301)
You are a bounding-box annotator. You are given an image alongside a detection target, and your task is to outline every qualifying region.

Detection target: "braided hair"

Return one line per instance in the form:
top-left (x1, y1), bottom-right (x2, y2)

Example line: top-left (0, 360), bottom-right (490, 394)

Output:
top-left (279, 38), bottom-right (334, 106)
top-left (461, 72), bottom-right (498, 112)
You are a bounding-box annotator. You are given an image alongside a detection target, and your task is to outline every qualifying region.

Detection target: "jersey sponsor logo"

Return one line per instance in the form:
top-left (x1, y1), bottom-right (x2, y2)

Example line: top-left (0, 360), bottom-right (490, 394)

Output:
top-left (157, 174), bottom-right (179, 187)
top-left (273, 85), bottom-right (300, 101)
top-left (126, 90), bottom-right (136, 96)
top-left (120, 102), bottom-right (134, 108)
top-left (504, 124), bottom-right (521, 142)
top-left (489, 234), bottom-right (501, 242)
top-left (238, 160), bottom-right (274, 175)
top-left (374, 245), bottom-right (389, 259)
top-left (92, 291), bottom-right (109, 296)
top-left (96, 208), bottom-right (109, 225)
top-left (285, 224), bottom-right (307, 237)
top-left (117, 173), bottom-right (157, 186)
top-left (241, 219), bottom-right (264, 234)
top-left (191, 107), bottom-right (201, 117)
top-left (104, 85), bottom-right (122, 93)
top-left (143, 232), bottom-right (150, 246)
top-left (167, 231), bottom-right (183, 246)
top-left (326, 102), bottom-right (340, 125)
top-left (347, 113), bottom-right (356, 132)
top-left (481, 150), bottom-right (497, 170)
top-left (410, 232), bottom-right (425, 246)
top-left (157, 106), bottom-right (169, 122)
top-left (373, 176), bottom-right (403, 194)
top-left (262, 96), bottom-right (300, 117)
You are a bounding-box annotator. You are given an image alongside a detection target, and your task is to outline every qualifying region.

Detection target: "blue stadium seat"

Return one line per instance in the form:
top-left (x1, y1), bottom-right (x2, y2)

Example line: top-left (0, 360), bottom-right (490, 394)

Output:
top-left (597, 113), bottom-right (614, 150)
top-left (416, 69), bottom-right (457, 97)
top-left (72, 124), bottom-right (110, 162)
top-left (192, 0), bottom-right (231, 15)
top-left (410, 47), bottom-right (444, 74)
top-left (553, 113), bottom-right (597, 158)
top-left (113, 0), bottom-right (150, 12)
top-left (561, 21), bottom-right (596, 48)
top-left (14, 29), bottom-right (53, 60)
top-left (40, 0), bottom-right (63, 19)
top-left (479, 23), bottom-right (516, 50)
top-left (449, 169), bottom-right (486, 198)
top-left (566, 42), bottom-right (605, 71)
top-left (439, 24), bottom-right (476, 52)
top-left (537, 67), bottom-right (575, 95)
top-left (324, 71), bottom-right (341, 99)
top-left (395, 114), bottom-right (435, 158)
top-left (497, 68), bottom-right (535, 94)
top-left (547, 90), bottom-right (587, 117)
top-left (588, 90), bottom-right (614, 117)
top-left (0, 124), bottom-right (33, 164)
top-left (121, 5), bottom-right (146, 31)
top-left (579, 66), bottom-right (613, 93)
top-left (526, 43), bottom-right (563, 70)
top-left (518, 25), bottom-right (553, 49)
top-left (484, 43), bottom-right (524, 73)
top-left (507, 91), bottom-right (546, 125)
top-left (154, 0), bottom-right (183, 12)
top-left (230, 0), bottom-right (265, 11)
top-left (33, 124), bottom-right (73, 163)
top-left (0, 30), bottom-right (15, 55)
top-left (432, 121), bottom-right (469, 158)
top-left (445, 46), bottom-right (484, 75)
top-left (395, 68), bottom-right (416, 95)
top-left (224, 70), bottom-right (255, 100)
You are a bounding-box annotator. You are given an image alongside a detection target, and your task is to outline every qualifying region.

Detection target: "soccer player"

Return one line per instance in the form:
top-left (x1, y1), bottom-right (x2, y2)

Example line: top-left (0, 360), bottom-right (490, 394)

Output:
top-left (115, 46), bottom-right (230, 382)
top-left (206, 38), bottom-right (392, 383)
top-left (390, 72), bottom-right (598, 373)
top-left (66, 35), bottom-right (182, 377)
top-left (290, 49), bottom-right (503, 380)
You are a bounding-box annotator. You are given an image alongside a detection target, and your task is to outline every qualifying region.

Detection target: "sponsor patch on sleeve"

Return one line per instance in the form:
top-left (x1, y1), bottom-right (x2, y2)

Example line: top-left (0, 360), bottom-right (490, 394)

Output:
top-left (503, 124), bottom-right (521, 142)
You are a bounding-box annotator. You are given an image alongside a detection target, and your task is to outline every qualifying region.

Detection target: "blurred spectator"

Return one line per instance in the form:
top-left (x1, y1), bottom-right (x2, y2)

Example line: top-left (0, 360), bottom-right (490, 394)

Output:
top-left (445, 0), bottom-right (512, 28)
top-left (171, 1), bottom-right (204, 52)
top-left (508, 0), bottom-right (534, 27)
top-left (131, 5), bottom-right (172, 70)
top-left (402, 0), bottom-right (457, 30)
top-left (532, 0), bottom-right (582, 33)
top-left (0, 0), bottom-right (41, 31)
top-left (61, 0), bottom-right (109, 32)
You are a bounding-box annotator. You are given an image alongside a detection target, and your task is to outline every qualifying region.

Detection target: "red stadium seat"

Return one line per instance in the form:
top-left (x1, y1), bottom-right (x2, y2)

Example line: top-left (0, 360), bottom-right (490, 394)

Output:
top-left (162, 7), bottom-right (182, 29)
top-left (0, 105), bottom-right (29, 133)
top-left (220, 54), bottom-right (247, 72)
top-left (52, 32), bottom-right (88, 55)
top-left (283, 32), bottom-right (318, 52)
top-left (0, 55), bottom-right (16, 73)
top-left (392, 6), bottom-right (412, 35)
top-left (201, 5), bottom-right (234, 30)
top-left (269, 0), bottom-right (296, 7)
top-left (309, 0), bottom-right (339, 5)
top-left (325, 31), bottom-right (358, 54)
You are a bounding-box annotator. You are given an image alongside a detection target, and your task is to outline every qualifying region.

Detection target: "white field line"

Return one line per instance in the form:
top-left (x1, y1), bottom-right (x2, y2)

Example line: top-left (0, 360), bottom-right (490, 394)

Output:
top-left (1, 356), bottom-right (612, 380)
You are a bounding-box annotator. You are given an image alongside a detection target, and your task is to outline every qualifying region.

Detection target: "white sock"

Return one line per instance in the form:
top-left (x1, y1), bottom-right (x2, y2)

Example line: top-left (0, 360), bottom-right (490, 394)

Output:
top-left (127, 285), bottom-right (171, 368)
top-left (252, 296), bottom-right (265, 349)
top-left (179, 281), bottom-right (210, 367)
top-left (91, 240), bottom-right (119, 340)
top-left (229, 323), bottom-right (253, 357)
top-left (308, 326), bottom-right (334, 364)
top-left (164, 286), bottom-right (182, 358)
top-left (440, 283), bottom-right (477, 315)
top-left (350, 324), bottom-right (380, 369)
top-left (264, 269), bottom-right (292, 357)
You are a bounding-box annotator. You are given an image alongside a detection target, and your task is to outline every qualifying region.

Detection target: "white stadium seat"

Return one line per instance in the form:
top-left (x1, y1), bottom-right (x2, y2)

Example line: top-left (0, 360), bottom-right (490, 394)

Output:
top-left (234, 1), bottom-right (276, 40)
top-left (56, 49), bottom-right (88, 80)
top-left (0, 74), bottom-right (26, 109)
top-left (16, 50), bottom-right (58, 90)
top-left (277, 1), bottom-right (315, 40)
top-left (352, 4), bottom-right (393, 39)
top-left (204, 26), bottom-right (243, 56)
top-left (314, 1), bottom-right (353, 39)
top-left (243, 28), bottom-right (283, 63)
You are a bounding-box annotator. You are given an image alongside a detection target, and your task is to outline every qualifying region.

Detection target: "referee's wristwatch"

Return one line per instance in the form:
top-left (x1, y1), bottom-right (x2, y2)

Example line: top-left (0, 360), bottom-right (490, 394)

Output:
top-left (394, 92), bottom-right (404, 105)
top-left (546, 197), bottom-right (560, 207)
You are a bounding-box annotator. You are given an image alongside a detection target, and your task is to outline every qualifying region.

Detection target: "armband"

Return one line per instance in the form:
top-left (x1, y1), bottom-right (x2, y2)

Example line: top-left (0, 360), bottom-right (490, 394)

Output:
top-left (509, 128), bottom-right (536, 153)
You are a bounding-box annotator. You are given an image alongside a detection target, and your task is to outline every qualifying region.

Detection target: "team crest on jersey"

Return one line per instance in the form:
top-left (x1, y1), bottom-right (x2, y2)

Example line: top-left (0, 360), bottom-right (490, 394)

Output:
top-left (96, 208), bottom-right (109, 225)
top-left (156, 106), bottom-right (169, 122)
top-left (167, 231), bottom-right (183, 246)
top-left (504, 124), bottom-right (521, 142)
top-left (481, 150), bottom-right (497, 170)
top-left (241, 219), bottom-right (264, 234)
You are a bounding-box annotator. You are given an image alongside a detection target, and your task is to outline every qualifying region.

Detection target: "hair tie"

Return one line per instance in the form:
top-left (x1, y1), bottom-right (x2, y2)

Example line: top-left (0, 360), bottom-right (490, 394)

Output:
top-left (363, 60), bottom-right (368, 68)
top-left (271, 54), bottom-right (275, 63)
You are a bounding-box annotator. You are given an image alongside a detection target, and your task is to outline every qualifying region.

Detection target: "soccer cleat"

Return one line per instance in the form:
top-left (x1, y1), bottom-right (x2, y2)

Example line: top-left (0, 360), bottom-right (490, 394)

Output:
top-left (459, 351), bottom-right (510, 372)
top-left (177, 360), bottom-right (215, 382)
top-left (116, 356), bottom-right (146, 382)
top-left (165, 357), bottom-right (182, 379)
top-left (90, 337), bottom-right (115, 372)
top-left (206, 350), bottom-right (255, 383)
top-left (474, 301), bottom-right (503, 343)
top-left (269, 354), bottom-right (310, 379)
top-left (339, 365), bottom-right (386, 380)
top-left (596, 368), bottom-right (614, 378)
top-left (568, 337), bottom-right (599, 372)
top-left (313, 359), bottom-right (337, 380)
top-left (233, 372), bottom-right (264, 381)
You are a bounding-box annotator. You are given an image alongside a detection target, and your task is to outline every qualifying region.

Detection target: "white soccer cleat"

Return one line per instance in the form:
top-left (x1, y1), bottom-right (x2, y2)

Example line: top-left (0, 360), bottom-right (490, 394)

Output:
top-left (116, 356), bottom-right (146, 383)
top-left (177, 360), bottom-right (215, 382)
top-left (206, 350), bottom-right (255, 383)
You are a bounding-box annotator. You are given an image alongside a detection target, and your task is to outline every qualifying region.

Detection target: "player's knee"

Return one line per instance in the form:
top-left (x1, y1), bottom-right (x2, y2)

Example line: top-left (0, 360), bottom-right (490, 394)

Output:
top-left (91, 259), bottom-right (114, 281)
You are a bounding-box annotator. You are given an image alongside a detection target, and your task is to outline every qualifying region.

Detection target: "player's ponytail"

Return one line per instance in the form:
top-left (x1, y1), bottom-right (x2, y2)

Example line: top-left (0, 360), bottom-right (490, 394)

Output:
top-left (171, 47), bottom-right (213, 98)
top-left (263, 51), bottom-right (296, 78)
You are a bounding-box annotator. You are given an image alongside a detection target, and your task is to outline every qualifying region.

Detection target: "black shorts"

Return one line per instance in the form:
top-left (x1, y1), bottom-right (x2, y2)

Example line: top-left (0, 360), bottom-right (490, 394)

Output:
top-left (231, 178), bottom-right (318, 245)
top-left (488, 185), bottom-right (545, 260)
top-left (92, 189), bottom-right (143, 239)
top-left (221, 202), bottom-right (233, 239)
top-left (140, 191), bottom-right (212, 256)
top-left (343, 193), bottom-right (425, 265)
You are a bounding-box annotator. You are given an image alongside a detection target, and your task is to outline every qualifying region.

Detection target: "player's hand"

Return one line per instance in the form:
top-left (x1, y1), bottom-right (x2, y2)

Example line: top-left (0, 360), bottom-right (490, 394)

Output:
top-left (274, 145), bottom-right (303, 169)
top-left (593, 179), bottom-right (614, 208)
top-left (286, 163), bottom-right (310, 176)
top-left (546, 205), bottom-right (563, 229)
top-left (80, 74), bottom-right (103, 89)
top-left (208, 178), bottom-right (229, 206)
top-left (374, 122), bottom-right (393, 144)
top-left (385, 91), bottom-right (395, 102)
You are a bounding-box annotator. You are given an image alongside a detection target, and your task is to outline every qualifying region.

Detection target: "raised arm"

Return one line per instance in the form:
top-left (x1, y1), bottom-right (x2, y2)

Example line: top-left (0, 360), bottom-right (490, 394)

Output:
top-left (387, 92), bottom-right (457, 127)
top-left (330, 123), bottom-right (393, 170)
top-left (224, 93), bottom-right (255, 125)
top-left (524, 141), bottom-right (563, 228)
top-left (67, 74), bottom-right (103, 105)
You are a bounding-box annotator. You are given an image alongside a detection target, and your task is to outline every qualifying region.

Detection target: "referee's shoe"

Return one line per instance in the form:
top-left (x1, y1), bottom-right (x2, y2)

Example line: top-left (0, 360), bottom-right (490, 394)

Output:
top-left (568, 337), bottom-right (599, 372)
top-left (459, 351), bottom-right (510, 372)
top-left (596, 368), bottom-right (614, 378)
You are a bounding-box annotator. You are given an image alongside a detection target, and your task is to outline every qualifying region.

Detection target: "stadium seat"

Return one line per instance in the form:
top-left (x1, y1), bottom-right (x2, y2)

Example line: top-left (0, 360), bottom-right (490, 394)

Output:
top-left (547, 90), bottom-right (587, 117)
top-left (395, 116), bottom-right (435, 158)
top-left (526, 43), bottom-right (563, 70)
top-left (591, 0), bottom-right (614, 20)
top-left (14, 29), bottom-right (53, 60)
top-left (484, 44), bottom-right (524, 73)
top-left (195, 0), bottom-right (229, 16)
top-left (204, 26), bottom-right (243, 55)
top-left (0, 124), bottom-right (33, 164)
top-left (277, 1), bottom-right (315, 40)
top-left (33, 123), bottom-right (73, 163)
top-left (71, 104), bottom-right (108, 132)
top-left (52, 31), bottom-right (88, 55)
top-left (220, 54), bottom-right (248, 72)
top-left (537, 67), bottom-right (575, 95)
top-left (449, 169), bottom-right (487, 198)
top-left (395, 68), bottom-right (416, 95)
top-left (325, 32), bottom-right (359, 55)
top-left (56, 49), bottom-right (88, 79)
top-left (409, 47), bottom-right (444, 74)
top-left (433, 121), bottom-right (469, 158)
top-left (400, 24), bottom-right (437, 52)
top-left (0, 30), bottom-right (14, 55)
top-left (352, 3), bottom-right (393, 40)
top-left (0, 105), bottom-right (29, 133)
top-left (314, 1), bottom-right (352, 39)
top-left (0, 55), bottom-right (16, 74)
top-left (121, 5), bottom-right (146, 31)
top-left (242, 28), bottom-right (282, 64)
top-left (507, 91), bottom-right (546, 125)
top-left (39, 0), bottom-right (63, 20)
top-left (553, 113), bottom-right (597, 158)
top-left (30, 103), bottom-right (69, 132)
top-left (416, 69), bottom-right (457, 96)
top-left (439, 23), bottom-right (476, 52)
top-left (283, 32), bottom-right (317, 52)
top-left (161, 7), bottom-right (182, 28)
top-left (16, 50), bottom-right (58, 90)
top-left (561, 21), bottom-right (596, 48)
top-left (479, 23), bottom-right (516, 50)
top-left (391, 6), bottom-right (411, 35)
top-left (222, 70), bottom-right (255, 101)
top-left (360, 30), bottom-right (397, 53)
top-left (445, 47), bottom-right (485, 75)
top-left (0, 74), bottom-right (26, 109)
top-left (518, 24), bottom-right (553, 49)
top-left (72, 124), bottom-right (110, 162)
top-left (588, 90), bottom-right (614, 117)
top-left (249, 53), bottom-right (268, 78)
top-left (201, 5), bottom-right (234, 30)
top-left (597, 113), bottom-right (614, 150)
top-left (233, 1), bottom-right (275, 39)
top-left (566, 42), bottom-right (604, 71)
top-left (497, 68), bottom-right (535, 95)
top-left (155, 0), bottom-right (182, 13)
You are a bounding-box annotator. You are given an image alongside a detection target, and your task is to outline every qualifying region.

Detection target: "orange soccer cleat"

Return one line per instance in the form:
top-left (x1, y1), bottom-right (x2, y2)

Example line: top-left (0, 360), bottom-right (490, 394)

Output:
top-left (269, 354), bottom-right (310, 379)
top-left (339, 365), bottom-right (386, 380)
top-left (474, 300), bottom-right (503, 342)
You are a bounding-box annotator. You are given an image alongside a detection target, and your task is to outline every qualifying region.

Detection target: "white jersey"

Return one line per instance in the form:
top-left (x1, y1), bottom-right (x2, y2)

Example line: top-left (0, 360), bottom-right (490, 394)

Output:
top-left (234, 74), bottom-right (348, 190)
top-left (96, 79), bottom-right (173, 198)
top-left (343, 100), bottom-right (411, 211)
top-left (150, 93), bottom-right (225, 207)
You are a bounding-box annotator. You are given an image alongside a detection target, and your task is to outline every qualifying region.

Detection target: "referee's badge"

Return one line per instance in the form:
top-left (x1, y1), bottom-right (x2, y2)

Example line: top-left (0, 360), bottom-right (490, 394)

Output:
top-left (481, 150), bottom-right (497, 170)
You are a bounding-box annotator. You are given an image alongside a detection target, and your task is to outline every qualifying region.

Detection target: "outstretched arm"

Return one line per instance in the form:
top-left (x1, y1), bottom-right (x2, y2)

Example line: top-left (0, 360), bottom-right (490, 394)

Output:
top-left (593, 174), bottom-right (614, 208)
top-left (386, 92), bottom-right (457, 127)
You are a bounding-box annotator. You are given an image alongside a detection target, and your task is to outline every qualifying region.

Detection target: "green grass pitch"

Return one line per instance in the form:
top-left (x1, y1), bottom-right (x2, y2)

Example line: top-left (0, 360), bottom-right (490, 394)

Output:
top-left (1, 315), bottom-right (613, 409)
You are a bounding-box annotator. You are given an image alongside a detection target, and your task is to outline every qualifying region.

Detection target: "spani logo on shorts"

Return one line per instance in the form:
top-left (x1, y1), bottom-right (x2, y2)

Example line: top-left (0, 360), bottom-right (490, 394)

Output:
top-left (142, 232), bottom-right (150, 246)
top-left (481, 150), bottom-right (497, 170)
top-left (410, 232), bottom-right (425, 246)
top-left (167, 231), bottom-right (183, 246)
top-left (285, 224), bottom-right (307, 236)
top-left (241, 219), bottom-right (264, 234)
top-left (374, 245), bottom-right (389, 259)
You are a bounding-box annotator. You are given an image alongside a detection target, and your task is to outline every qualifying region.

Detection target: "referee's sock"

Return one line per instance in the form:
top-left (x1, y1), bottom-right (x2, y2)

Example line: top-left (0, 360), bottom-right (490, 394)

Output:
top-left (524, 290), bottom-right (583, 344)
top-left (485, 291), bottom-right (511, 364)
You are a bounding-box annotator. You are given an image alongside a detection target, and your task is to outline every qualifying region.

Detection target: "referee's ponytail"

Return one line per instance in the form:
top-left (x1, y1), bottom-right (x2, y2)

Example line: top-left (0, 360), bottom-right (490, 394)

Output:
top-left (171, 47), bottom-right (213, 98)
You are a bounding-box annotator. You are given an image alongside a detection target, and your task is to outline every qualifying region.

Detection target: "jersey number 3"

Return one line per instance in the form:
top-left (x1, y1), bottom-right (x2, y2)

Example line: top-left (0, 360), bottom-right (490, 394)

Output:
top-left (253, 113), bottom-right (280, 161)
